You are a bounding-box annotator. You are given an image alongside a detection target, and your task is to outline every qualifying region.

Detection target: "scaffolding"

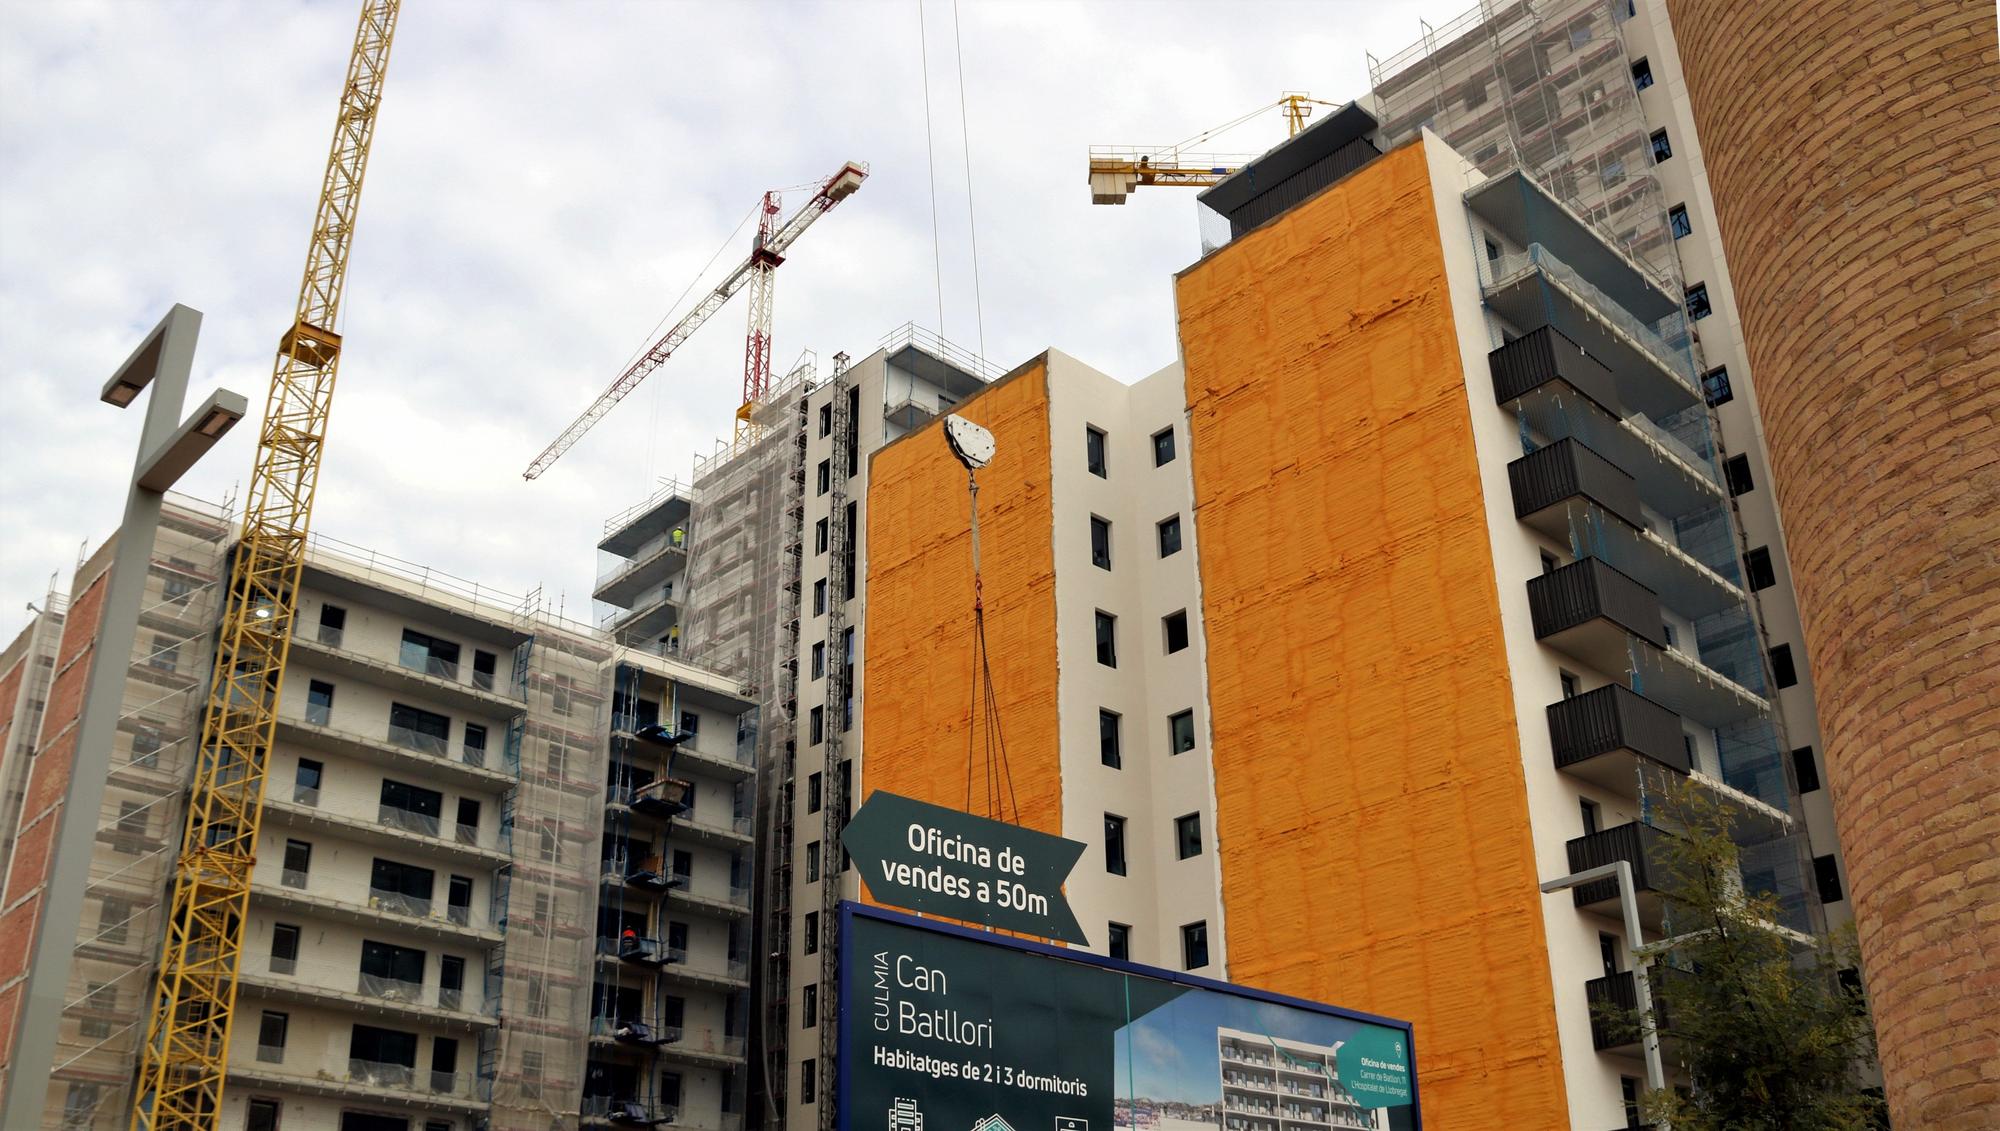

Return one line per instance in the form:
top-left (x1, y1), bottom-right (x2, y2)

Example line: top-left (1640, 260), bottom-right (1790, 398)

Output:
top-left (0, 582), bottom-right (67, 870)
top-left (43, 494), bottom-right (233, 1129)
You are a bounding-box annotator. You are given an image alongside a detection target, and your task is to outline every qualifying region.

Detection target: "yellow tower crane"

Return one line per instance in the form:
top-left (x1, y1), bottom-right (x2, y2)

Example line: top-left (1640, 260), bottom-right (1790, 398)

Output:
top-left (129, 3), bottom-right (401, 1128)
top-left (1087, 91), bottom-right (1340, 204)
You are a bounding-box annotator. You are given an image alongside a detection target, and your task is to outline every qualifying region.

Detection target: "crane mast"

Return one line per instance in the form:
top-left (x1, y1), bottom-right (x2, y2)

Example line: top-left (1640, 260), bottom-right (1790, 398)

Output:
top-left (129, 3), bottom-right (400, 1127)
top-left (522, 160), bottom-right (868, 479)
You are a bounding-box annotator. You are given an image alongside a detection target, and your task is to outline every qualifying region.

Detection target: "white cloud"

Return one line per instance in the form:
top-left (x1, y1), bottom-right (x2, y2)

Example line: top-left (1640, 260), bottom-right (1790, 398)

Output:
top-left (0, 0), bottom-right (1469, 639)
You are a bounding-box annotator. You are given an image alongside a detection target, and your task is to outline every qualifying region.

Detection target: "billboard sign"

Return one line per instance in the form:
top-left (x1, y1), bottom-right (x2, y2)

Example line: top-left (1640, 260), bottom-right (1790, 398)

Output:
top-left (839, 904), bottom-right (1420, 1131)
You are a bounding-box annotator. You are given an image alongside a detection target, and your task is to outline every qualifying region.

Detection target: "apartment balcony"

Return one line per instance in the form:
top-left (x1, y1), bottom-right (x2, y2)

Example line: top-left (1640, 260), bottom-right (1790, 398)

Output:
top-left (660, 1028), bottom-right (749, 1069)
top-left (275, 713), bottom-right (515, 793)
top-left (659, 953), bottom-right (751, 992)
top-left (1585, 968), bottom-right (1682, 1055)
top-left (1510, 435), bottom-right (1647, 536)
top-left (235, 955), bottom-right (498, 1031)
top-left (1490, 325), bottom-right (1625, 416)
top-left (581, 1095), bottom-right (676, 1127)
top-left (589, 1015), bottom-right (678, 1048)
top-left (600, 488), bottom-right (693, 558)
top-left (290, 625), bottom-right (523, 713)
top-left (1565, 822), bottom-right (1676, 929)
top-left (595, 534), bottom-right (690, 610)
top-left (666, 881), bottom-right (753, 921)
top-left (1483, 257), bottom-right (1699, 423)
top-left (1505, 366), bottom-right (1723, 522)
top-left (260, 795), bottom-right (511, 869)
top-left (608, 594), bottom-right (682, 645)
top-left (610, 720), bottom-right (756, 784)
top-left (1548, 685), bottom-right (1690, 793)
top-left (1528, 558), bottom-right (1666, 672)
top-left (226, 1057), bottom-right (488, 1115)
top-left (1628, 643), bottom-right (1773, 727)
top-left (675, 809), bottom-right (755, 849)
top-left (248, 878), bottom-right (501, 947)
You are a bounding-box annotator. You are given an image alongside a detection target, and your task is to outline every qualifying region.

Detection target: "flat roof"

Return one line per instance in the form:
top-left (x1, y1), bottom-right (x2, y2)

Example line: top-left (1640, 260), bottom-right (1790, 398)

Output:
top-left (1196, 102), bottom-right (1381, 218)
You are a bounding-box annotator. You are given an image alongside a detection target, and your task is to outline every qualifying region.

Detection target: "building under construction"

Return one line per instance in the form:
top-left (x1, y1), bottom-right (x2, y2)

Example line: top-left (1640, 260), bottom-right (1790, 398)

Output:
top-left (588, 324), bottom-right (994, 1131)
top-left (0, 494), bottom-right (756, 1131)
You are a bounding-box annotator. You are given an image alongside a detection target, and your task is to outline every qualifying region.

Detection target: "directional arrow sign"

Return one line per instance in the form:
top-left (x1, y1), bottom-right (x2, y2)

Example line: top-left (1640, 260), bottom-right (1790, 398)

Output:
top-left (841, 791), bottom-right (1089, 944)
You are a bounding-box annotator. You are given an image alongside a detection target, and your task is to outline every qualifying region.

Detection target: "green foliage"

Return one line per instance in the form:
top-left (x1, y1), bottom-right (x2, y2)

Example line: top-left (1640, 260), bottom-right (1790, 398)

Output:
top-left (1626, 780), bottom-right (1884, 1130)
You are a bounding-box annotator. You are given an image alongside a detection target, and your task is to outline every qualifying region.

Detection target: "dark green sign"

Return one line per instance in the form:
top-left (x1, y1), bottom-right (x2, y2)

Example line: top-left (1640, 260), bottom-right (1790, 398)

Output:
top-left (841, 791), bottom-right (1088, 945)
top-left (840, 906), bottom-right (1422, 1131)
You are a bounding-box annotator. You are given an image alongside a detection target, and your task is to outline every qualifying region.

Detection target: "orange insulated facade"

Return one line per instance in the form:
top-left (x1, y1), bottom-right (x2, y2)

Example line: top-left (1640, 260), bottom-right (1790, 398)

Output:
top-left (1174, 143), bottom-right (1569, 1126)
top-left (860, 360), bottom-right (1065, 848)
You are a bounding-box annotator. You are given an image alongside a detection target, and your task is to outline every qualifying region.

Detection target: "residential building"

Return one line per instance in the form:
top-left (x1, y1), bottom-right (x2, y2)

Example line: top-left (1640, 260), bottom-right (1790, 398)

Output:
top-left (1661, 2), bottom-right (2000, 1123)
top-left (1217, 1029), bottom-right (1376, 1131)
top-left (860, 119), bottom-right (1825, 1128)
top-left (1363, 0), bottom-right (1855, 949)
top-left (0, 495), bottom-right (755, 1131)
top-left (0, 582), bottom-right (66, 871)
top-left (588, 326), bottom-right (992, 1131)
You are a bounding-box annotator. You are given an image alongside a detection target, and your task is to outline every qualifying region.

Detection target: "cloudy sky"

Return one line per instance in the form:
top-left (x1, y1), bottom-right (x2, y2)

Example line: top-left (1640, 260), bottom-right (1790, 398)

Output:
top-left (0, 0), bottom-right (1466, 642)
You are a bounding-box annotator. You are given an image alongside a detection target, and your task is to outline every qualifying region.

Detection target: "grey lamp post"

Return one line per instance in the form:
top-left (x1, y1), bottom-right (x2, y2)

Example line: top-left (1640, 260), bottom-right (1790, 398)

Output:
top-left (2, 304), bottom-right (245, 1124)
top-left (1541, 860), bottom-right (1668, 1103)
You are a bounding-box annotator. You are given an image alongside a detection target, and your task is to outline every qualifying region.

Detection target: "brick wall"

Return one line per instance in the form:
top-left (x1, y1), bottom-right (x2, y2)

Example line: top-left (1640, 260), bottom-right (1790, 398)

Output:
top-left (0, 566), bottom-right (107, 1078)
top-left (1664, 2), bottom-right (2000, 1125)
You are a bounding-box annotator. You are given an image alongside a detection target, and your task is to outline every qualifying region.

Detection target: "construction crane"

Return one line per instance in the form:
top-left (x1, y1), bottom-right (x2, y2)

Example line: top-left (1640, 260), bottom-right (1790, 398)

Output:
top-left (129, 3), bottom-right (400, 1128)
top-left (522, 159), bottom-right (870, 479)
top-left (1087, 91), bottom-right (1340, 204)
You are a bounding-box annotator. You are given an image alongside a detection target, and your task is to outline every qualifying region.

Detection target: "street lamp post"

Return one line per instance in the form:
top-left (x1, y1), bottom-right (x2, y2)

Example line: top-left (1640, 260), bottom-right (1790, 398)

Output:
top-left (2, 304), bottom-right (245, 1122)
top-left (1541, 860), bottom-right (1668, 1101)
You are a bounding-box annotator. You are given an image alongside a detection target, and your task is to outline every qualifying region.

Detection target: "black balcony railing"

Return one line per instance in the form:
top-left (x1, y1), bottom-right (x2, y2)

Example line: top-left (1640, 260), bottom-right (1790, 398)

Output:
top-left (1489, 325), bottom-right (1620, 413)
top-left (1528, 558), bottom-right (1666, 649)
top-left (1586, 967), bottom-right (1683, 1052)
top-left (1509, 437), bottom-right (1646, 533)
top-left (1566, 822), bottom-right (1674, 911)
top-left (1548, 684), bottom-right (1690, 780)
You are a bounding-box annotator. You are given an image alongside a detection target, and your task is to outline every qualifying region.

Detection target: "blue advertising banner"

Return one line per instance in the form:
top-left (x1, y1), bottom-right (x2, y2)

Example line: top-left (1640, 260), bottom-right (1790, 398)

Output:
top-left (838, 904), bottom-right (1421, 1131)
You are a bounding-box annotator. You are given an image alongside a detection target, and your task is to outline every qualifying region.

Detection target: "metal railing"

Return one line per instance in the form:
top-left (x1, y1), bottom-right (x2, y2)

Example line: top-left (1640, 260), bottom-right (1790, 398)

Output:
top-left (304, 702), bottom-right (331, 726)
top-left (378, 804), bottom-right (442, 838)
top-left (399, 648), bottom-right (461, 681)
top-left (317, 623), bottom-right (344, 648)
top-left (292, 785), bottom-right (320, 807)
top-left (280, 868), bottom-right (309, 890)
top-left (268, 956), bottom-right (297, 976)
top-left (256, 1044), bottom-right (284, 1064)
top-left (597, 529), bottom-right (688, 590)
top-left (386, 723), bottom-right (450, 757)
top-left (367, 887), bottom-right (433, 919)
top-left (358, 972), bottom-right (426, 1004)
top-left (1488, 243), bottom-right (1698, 397)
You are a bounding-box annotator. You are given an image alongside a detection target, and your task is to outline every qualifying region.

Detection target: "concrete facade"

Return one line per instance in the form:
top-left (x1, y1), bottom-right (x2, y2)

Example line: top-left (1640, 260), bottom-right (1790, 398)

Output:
top-left (1663, 1), bottom-right (2000, 1124)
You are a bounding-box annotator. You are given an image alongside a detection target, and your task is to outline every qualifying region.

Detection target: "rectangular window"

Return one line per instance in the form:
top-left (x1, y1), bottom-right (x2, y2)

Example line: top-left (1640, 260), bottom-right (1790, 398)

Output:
top-left (370, 857), bottom-right (436, 909)
top-left (813, 579), bottom-right (827, 615)
top-left (521, 1050), bottom-right (544, 1099)
top-left (149, 633), bottom-right (179, 672)
top-left (305, 679), bottom-right (334, 726)
top-left (318, 601), bottom-right (346, 645)
top-left (1560, 670), bottom-right (1580, 699)
top-left (819, 403), bottom-right (832, 437)
top-left (1163, 610), bottom-right (1190, 654)
top-left (1685, 281), bottom-right (1712, 319)
top-left (350, 1023), bottom-right (419, 1070)
top-left (447, 875), bottom-right (472, 924)
top-left (257, 1010), bottom-right (288, 1060)
top-left (804, 911), bottom-right (819, 955)
top-left (1157, 515), bottom-right (1182, 557)
top-left (1104, 814), bottom-right (1127, 876)
top-left (1650, 129), bottom-right (1673, 163)
top-left (811, 641), bottom-right (826, 680)
top-left (816, 460), bottom-right (830, 496)
top-left (116, 801), bottom-right (147, 844)
top-left (1621, 1077), bottom-right (1641, 1128)
top-left (1090, 516), bottom-right (1113, 570)
top-left (1485, 237), bottom-right (1501, 263)
top-left (81, 982), bottom-right (113, 1037)
top-left (1770, 644), bottom-right (1798, 688)
top-left (1631, 57), bottom-right (1653, 90)
top-left (1724, 454), bottom-right (1754, 496)
top-left (807, 841), bottom-right (822, 883)
top-left (63, 1083), bottom-right (101, 1127)
top-left (360, 939), bottom-right (427, 993)
top-left (1703, 365), bottom-right (1734, 406)
top-left (1085, 426), bottom-right (1108, 477)
top-left (1814, 854), bottom-right (1844, 902)
top-left (282, 839), bottom-right (311, 887)
top-left (271, 923), bottom-right (300, 973)
top-left (1108, 922), bottom-right (1131, 961)
top-left (439, 955), bottom-right (464, 1009)
top-left (387, 702), bottom-right (451, 754)
top-left (801, 1058), bottom-right (818, 1105)
top-left (246, 1099), bottom-right (280, 1131)
top-left (1095, 611), bottom-right (1117, 668)
top-left (809, 706), bottom-right (825, 745)
top-left (1792, 746), bottom-right (1821, 793)
top-left (1181, 921), bottom-right (1209, 970)
top-left (815, 519), bottom-right (829, 555)
top-left (472, 649), bottom-right (497, 690)
top-left (1099, 709), bottom-right (1122, 769)
top-left (1151, 427), bottom-right (1176, 466)
top-left (1175, 813), bottom-right (1203, 859)
top-left (97, 896), bottom-right (131, 945)
top-left (1169, 709), bottom-right (1195, 755)
top-left (1581, 798), bottom-right (1601, 836)
top-left (380, 778), bottom-right (444, 835)
top-left (1669, 203), bottom-right (1692, 238)
top-left (808, 772), bottom-right (823, 813)
top-left (802, 982), bottom-right (819, 1028)
top-left (398, 628), bottom-right (461, 679)
top-left (1744, 546), bottom-right (1778, 591)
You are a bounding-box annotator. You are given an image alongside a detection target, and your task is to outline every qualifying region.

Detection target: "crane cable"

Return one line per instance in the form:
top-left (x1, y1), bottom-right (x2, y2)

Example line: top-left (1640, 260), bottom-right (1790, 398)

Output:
top-left (949, 0), bottom-right (987, 363)
top-left (916, 0), bottom-right (947, 338)
top-left (641, 199), bottom-right (762, 479)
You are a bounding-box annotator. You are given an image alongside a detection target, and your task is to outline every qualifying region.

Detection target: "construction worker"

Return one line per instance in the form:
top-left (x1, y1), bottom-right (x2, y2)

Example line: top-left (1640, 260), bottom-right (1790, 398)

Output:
top-left (667, 626), bottom-right (681, 654)
top-left (670, 525), bottom-right (685, 548)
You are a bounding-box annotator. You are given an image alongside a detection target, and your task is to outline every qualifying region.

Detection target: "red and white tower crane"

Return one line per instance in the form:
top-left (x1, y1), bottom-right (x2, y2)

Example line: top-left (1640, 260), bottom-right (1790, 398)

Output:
top-left (523, 159), bottom-right (869, 479)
